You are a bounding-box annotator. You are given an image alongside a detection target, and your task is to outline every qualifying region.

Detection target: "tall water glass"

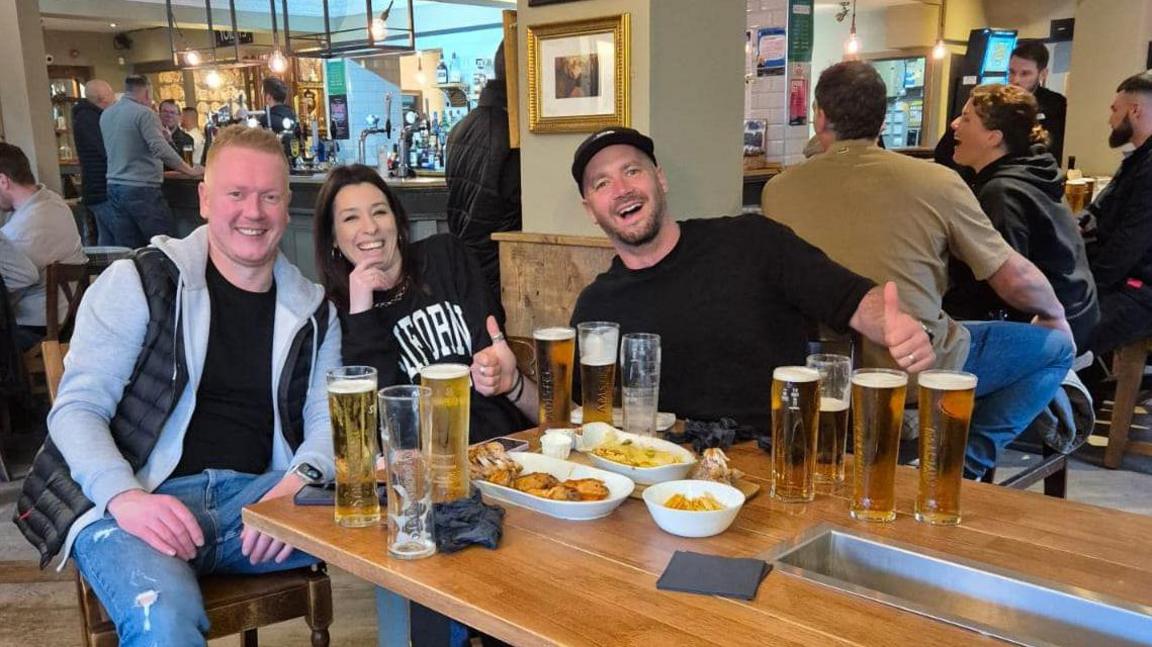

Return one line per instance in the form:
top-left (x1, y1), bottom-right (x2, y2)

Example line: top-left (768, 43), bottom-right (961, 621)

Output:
top-left (379, 385), bottom-right (436, 560)
top-left (577, 321), bottom-right (620, 425)
top-left (806, 354), bottom-right (852, 487)
top-left (915, 370), bottom-right (978, 525)
top-left (850, 369), bottom-right (908, 522)
top-left (327, 366), bottom-right (381, 528)
top-left (771, 366), bottom-right (821, 502)
top-left (620, 333), bottom-right (661, 437)
top-left (419, 363), bottom-right (471, 503)
top-left (534, 327), bottom-right (576, 431)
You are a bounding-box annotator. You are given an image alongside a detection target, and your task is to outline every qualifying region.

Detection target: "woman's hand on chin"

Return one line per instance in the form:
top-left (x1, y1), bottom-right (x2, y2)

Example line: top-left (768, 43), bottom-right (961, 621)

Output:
top-left (348, 258), bottom-right (400, 314)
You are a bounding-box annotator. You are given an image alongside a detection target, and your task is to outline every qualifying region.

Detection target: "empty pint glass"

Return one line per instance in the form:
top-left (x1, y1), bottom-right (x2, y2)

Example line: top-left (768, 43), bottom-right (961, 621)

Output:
top-left (534, 327), bottom-right (576, 431)
top-left (620, 333), bottom-right (661, 437)
top-left (915, 370), bottom-right (978, 525)
top-left (806, 354), bottom-right (852, 488)
top-left (327, 366), bottom-right (381, 527)
top-left (850, 369), bottom-right (907, 522)
top-left (771, 366), bottom-right (821, 502)
top-left (577, 322), bottom-right (620, 425)
top-left (419, 363), bottom-right (471, 503)
top-left (379, 385), bottom-right (436, 559)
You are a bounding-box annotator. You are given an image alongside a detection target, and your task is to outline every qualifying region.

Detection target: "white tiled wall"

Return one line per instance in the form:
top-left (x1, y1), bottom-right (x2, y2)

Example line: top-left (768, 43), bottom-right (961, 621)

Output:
top-left (747, 0), bottom-right (810, 166)
top-left (339, 60), bottom-right (404, 167)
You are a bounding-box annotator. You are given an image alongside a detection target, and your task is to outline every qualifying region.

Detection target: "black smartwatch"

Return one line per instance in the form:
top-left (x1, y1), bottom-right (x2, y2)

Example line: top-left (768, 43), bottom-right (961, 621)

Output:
top-left (291, 462), bottom-right (325, 486)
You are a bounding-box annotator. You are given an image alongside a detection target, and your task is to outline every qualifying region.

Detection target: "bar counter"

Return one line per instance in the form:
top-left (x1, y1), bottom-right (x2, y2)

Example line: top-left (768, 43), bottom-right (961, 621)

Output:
top-left (162, 170), bottom-right (449, 280)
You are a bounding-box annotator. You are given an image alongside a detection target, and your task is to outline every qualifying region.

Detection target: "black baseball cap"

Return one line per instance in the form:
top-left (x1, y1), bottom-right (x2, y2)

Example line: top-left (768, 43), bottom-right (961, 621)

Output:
top-left (571, 127), bottom-right (657, 195)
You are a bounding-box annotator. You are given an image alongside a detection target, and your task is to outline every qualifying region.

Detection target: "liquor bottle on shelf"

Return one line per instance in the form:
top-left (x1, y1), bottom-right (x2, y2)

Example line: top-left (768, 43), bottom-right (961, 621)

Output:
top-left (1066, 155), bottom-right (1082, 181)
top-left (448, 53), bottom-right (463, 84)
top-left (436, 56), bottom-right (449, 85)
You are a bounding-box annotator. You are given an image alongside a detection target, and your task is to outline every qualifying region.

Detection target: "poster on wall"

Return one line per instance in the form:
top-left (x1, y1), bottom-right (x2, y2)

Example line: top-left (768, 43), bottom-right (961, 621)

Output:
top-left (756, 27), bottom-right (786, 77)
top-left (328, 95), bottom-right (349, 140)
top-left (788, 74), bottom-right (809, 126)
top-left (788, 0), bottom-right (814, 63)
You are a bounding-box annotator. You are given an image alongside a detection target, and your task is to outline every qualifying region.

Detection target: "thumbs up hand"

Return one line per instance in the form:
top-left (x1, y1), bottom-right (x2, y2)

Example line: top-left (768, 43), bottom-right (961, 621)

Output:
top-left (880, 282), bottom-right (935, 374)
top-left (472, 315), bottom-right (519, 396)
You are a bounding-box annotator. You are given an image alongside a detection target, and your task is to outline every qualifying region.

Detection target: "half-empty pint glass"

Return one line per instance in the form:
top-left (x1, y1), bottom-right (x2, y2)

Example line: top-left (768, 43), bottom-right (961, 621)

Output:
top-left (327, 366), bottom-right (381, 527)
top-left (806, 354), bottom-right (852, 487)
top-left (850, 369), bottom-right (908, 522)
top-left (915, 370), bottom-right (978, 525)
top-left (577, 322), bottom-right (620, 425)
top-left (419, 363), bottom-right (471, 503)
top-left (620, 333), bottom-right (661, 437)
top-left (534, 327), bottom-right (576, 431)
top-left (771, 366), bottom-right (821, 502)
top-left (379, 385), bottom-right (436, 560)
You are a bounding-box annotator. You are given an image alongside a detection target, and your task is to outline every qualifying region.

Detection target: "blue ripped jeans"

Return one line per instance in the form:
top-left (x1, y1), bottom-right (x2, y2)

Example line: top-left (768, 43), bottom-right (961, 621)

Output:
top-left (71, 470), bottom-right (317, 647)
top-left (961, 321), bottom-right (1075, 478)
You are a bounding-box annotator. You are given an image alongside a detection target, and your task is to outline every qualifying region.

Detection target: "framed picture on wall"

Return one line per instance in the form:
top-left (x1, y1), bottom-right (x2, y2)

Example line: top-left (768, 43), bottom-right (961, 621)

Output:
top-left (527, 0), bottom-right (590, 6)
top-left (526, 14), bottom-right (630, 133)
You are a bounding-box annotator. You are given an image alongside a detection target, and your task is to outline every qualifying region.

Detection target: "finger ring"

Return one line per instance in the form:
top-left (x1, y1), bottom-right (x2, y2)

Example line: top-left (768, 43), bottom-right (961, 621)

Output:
top-left (907, 353), bottom-right (916, 365)
top-left (490, 332), bottom-right (505, 343)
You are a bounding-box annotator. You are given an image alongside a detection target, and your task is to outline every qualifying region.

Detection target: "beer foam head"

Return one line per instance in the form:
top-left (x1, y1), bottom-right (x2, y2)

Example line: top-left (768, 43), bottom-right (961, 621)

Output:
top-left (420, 363), bottom-right (470, 380)
top-left (580, 336), bottom-right (616, 365)
top-left (534, 327), bottom-right (576, 341)
top-left (773, 366), bottom-right (820, 382)
top-left (918, 371), bottom-right (977, 391)
top-left (820, 396), bottom-right (849, 412)
top-left (851, 370), bottom-right (908, 388)
top-left (327, 378), bottom-right (376, 394)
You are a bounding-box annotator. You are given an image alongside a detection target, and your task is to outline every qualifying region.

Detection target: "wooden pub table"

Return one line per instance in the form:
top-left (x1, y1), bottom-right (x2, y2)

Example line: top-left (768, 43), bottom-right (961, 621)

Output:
top-left (243, 432), bottom-right (1152, 646)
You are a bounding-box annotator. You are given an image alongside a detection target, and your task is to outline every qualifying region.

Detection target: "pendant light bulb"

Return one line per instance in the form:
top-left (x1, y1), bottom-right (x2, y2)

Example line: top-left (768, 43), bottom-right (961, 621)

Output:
top-left (844, 31), bottom-right (860, 58)
top-left (371, 17), bottom-right (387, 42)
top-left (205, 69), bottom-right (222, 89)
top-left (932, 39), bottom-right (947, 60)
top-left (268, 49), bottom-right (289, 74)
top-left (183, 49), bottom-right (201, 67)
top-left (415, 53), bottom-right (427, 85)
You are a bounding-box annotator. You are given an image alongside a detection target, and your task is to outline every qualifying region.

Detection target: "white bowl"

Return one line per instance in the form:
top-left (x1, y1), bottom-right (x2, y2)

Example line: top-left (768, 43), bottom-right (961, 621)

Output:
top-left (642, 480), bottom-right (746, 538)
top-left (584, 430), bottom-right (697, 485)
top-left (472, 452), bottom-right (635, 521)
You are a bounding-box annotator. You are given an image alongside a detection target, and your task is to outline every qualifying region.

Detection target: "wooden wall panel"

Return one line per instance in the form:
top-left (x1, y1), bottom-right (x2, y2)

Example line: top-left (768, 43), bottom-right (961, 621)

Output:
top-left (494, 232), bottom-right (616, 338)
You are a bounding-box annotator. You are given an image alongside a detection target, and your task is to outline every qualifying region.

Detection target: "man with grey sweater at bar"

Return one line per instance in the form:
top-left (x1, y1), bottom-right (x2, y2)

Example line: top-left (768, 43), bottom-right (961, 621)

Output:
top-left (100, 75), bottom-right (203, 248)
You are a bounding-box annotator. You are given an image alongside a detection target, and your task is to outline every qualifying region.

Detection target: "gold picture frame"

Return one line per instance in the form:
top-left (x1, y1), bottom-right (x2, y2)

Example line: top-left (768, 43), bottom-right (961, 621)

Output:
top-left (526, 14), bottom-right (630, 133)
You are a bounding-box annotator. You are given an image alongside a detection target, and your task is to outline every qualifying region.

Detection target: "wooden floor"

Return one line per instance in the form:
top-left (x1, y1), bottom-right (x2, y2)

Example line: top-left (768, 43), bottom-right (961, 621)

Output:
top-left (1, 397), bottom-right (1150, 646)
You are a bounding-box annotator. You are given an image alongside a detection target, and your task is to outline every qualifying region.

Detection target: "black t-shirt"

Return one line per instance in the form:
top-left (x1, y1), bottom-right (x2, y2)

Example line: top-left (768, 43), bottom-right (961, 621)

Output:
top-left (341, 234), bottom-right (530, 442)
top-left (570, 215), bottom-right (874, 433)
top-left (171, 260), bottom-right (277, 477)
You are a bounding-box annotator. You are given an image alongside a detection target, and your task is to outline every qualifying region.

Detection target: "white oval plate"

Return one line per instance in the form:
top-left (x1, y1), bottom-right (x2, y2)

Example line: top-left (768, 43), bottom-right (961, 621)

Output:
top-left (472, 452), bottom-right (635, 521)
top-left (570, 407), bottom-right (676, 431)
top-left (585, 431), bottom-right (697, 485)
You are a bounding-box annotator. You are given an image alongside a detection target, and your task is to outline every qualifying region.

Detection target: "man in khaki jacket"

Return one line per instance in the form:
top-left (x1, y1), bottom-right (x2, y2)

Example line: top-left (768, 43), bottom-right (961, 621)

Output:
top-left (762, 61), bottom-right (1074, 479)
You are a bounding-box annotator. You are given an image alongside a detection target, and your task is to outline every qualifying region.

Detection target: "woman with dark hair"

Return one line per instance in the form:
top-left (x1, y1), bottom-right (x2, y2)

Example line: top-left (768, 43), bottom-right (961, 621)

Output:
top-left (314, 164), bottom-right (532, 647)
top-left (313, 163), bottom-right (536, 430)
top-left (944, 84), bottom-right (1099, 351)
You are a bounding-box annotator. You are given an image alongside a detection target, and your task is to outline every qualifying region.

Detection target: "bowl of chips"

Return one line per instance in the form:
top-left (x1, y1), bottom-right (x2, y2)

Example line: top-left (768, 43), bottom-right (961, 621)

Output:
top-left (584, 428), bottom-right (697, 485)
top-left (642, 480), bottom-right (745, 537)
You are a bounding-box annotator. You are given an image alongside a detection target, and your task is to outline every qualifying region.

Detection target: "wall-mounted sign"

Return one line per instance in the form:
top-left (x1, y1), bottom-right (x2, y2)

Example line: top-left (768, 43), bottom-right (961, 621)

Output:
top-left (214, 30), bottom-right (254, 47)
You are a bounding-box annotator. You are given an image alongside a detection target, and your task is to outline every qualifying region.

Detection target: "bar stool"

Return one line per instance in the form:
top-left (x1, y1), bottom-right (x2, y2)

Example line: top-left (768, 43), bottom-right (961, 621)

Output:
top-left (1103, 336), bottom-right (1152, 468)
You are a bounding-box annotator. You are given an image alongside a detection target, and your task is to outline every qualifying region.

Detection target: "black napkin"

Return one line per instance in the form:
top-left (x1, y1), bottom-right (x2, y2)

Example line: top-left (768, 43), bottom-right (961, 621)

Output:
top-left (432, 490), bottom-right (505, 554)
top-left (665, 417), bottom-right (759, 454)
top-left (656, 551), bottom-right (772, 600)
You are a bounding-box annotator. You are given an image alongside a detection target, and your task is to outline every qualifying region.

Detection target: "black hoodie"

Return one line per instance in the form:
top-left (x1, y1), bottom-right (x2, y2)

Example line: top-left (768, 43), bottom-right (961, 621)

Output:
top-left (944, 147), bottom-right (1099, 350)
top-left (71, 98), bottom-right (108, 205)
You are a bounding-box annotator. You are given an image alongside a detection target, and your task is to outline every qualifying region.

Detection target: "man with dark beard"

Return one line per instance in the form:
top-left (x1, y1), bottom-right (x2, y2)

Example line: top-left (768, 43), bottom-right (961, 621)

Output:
top-left (1085, 71), bottom-right (1152, 355)
top-left (566, 127), bottom-right (935, 431)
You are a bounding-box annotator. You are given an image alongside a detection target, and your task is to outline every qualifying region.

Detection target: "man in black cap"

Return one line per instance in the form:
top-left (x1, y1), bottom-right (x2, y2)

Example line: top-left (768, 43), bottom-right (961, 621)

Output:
top-left (566, 127), bottom-right (935, 431)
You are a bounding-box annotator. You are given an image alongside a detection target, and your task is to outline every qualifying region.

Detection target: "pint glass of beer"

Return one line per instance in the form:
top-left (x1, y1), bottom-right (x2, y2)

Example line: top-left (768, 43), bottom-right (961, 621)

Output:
top-left (915, 370), bottom-right (977, 525)
top-left (534, 327), bottom-right (576, 431)
top-left (850, 368), bottom-right (907, 522)
top-left (806, 354), bottom-right (852, 487)
top-left (771, 366), bottom-right (821, 502)
top-left (577, 322), bottom-right (620, 425)
top-left (379, 385), bottom-right (436, 559)
top-left (181, 144), bottom-right (194, 165)
top-left (620, 333), bottom-right (661, 437)
top-left (419, 363), bottom-right (471, 503)
top-left (327, 366), bottom-right (381, 527)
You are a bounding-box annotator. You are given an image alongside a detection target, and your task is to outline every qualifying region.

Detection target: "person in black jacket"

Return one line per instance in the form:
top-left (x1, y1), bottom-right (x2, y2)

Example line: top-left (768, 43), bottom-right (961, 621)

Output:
top-left (444, 40), bottom-right (520, 303)
top-left (943, 83), bottom-right (1098, 351)
top-left (935, 40), bottom-right (1068, 174)
top-left (72, 79), bottom-right (116, 244)
top-left (1084, 71), bottom-right (1152, 355)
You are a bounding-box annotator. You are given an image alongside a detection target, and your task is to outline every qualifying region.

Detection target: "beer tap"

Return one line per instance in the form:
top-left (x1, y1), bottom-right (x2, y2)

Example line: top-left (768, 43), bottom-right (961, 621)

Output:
top-left (398, 109), bottom-right (426, 179)
top-left (384, 93), bottom-right (393, 140)
top-left (358, 114), bottom-right (387, 165)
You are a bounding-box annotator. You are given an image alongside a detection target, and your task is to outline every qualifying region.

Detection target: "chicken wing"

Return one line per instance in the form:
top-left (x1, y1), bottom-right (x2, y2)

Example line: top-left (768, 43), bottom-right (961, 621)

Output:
top-left (563, 478), bottom-right (610, 501)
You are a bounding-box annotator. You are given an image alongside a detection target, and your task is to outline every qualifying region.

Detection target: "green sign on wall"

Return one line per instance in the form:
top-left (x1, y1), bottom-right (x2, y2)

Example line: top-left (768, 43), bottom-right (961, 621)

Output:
top-left (789, 0), bottom-right (814, 63)
top-left (325, 59), bottom-right (346, 95)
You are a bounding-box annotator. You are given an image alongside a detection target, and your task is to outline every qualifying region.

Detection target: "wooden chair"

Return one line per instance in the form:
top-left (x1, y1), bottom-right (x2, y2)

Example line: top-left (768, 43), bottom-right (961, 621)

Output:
top-left (41, 340), bottom-right (334, 646)
top-left (21, 261), bottom-right (96, 396)
top-left (980, 442), bottom-right (1068, 498)
top-left (1103, 336), bottom-right (1152, 469)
